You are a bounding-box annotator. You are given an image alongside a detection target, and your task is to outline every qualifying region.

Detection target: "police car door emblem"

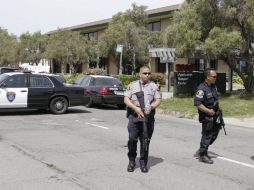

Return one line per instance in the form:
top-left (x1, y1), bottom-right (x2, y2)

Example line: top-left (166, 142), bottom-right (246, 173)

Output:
top-left (6, 92), bottom-right (16, 102)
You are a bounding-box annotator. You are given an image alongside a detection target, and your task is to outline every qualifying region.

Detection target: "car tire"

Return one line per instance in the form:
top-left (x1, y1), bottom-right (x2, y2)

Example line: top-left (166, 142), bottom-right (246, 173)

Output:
top-left (117, 104), bottom-right (126, 109)
top-left (50, 96), bottom-right (68, 114)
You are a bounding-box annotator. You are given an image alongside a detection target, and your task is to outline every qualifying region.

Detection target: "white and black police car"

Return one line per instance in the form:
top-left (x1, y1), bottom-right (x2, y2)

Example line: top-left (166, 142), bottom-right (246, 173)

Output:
top-left (0, 71), bottom-right (90, 114)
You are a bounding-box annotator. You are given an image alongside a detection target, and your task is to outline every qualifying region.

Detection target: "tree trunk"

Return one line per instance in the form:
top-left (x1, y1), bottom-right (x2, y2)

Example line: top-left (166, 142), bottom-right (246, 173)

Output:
top-left (226, 56), bottom-right (254, 94)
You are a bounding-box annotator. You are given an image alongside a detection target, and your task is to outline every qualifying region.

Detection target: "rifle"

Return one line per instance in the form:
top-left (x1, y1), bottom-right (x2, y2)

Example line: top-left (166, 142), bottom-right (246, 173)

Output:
top-left (133, 91), bottom-right (149, 151)
top-left (214, 101), bottom-right (227, 135)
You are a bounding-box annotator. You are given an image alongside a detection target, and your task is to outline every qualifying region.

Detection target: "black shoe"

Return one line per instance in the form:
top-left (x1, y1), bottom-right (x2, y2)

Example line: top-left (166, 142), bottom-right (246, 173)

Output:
top-left (127, 160), bottom-right (136, 172)
top-left (140, 164), bottom-right (148, 173)
top-left (193, 149), bottom-right (200, 159)
top-left (199, 155), bottom-right (213, 164)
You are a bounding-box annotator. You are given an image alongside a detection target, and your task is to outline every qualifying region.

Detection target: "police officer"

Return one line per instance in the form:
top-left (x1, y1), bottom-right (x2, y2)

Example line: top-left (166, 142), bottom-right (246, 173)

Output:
top-left (124, 65), bottom-right (161, 173)
top-left (194, 69), bottom-right (221, 164)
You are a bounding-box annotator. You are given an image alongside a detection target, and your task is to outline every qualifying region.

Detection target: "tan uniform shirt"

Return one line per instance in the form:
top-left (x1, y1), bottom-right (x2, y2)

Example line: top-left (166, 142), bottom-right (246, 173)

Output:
top-left (124, 80), bottom-right (161, 107)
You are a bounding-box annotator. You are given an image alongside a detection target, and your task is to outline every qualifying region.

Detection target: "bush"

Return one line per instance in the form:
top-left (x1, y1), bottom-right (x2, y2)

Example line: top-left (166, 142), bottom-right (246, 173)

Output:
top-left (58, 73), bottom-right (82, 83)
top-left (151, 73), bottom-right (165, 85)
top-left (232, 75), bottom-right (243, 85)
top-left (114, 74), bottom-right (138, 87)
top-left (84, 68), bottom-right (106, 75)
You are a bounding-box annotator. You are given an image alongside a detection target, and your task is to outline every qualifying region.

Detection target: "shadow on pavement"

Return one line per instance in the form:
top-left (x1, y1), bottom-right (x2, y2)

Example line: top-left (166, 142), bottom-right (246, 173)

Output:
top-left (208, 151), bottom-right (221, 158)
top-left (91, 104), bottom-right (126, 110)
top-left (250, 156), bottom-right (254, 161)
top-left (135, 156), bottom-right (164, 169)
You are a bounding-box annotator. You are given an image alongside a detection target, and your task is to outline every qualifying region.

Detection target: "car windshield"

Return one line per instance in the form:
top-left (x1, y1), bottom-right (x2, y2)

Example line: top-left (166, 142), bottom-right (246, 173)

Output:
top-left (0, 74), bottom-right (8, 83)
top-left (94, 78), bottom-right (122, 86)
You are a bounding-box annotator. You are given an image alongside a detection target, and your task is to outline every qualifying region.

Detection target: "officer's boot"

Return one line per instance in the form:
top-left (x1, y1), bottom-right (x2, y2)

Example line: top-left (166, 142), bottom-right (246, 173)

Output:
top-left (193, 149), bottom-right (201, 159)
top-left (140, 161), bottom-right (148, 173)
top-left (127, 160), bottom-right (136, 172)
top-left (199, 155), bottom-right (213, 164)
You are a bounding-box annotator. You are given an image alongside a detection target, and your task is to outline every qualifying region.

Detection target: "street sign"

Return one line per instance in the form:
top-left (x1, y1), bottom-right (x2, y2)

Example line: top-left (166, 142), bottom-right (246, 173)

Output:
top-left (116, 44), bottom-right (123, 53)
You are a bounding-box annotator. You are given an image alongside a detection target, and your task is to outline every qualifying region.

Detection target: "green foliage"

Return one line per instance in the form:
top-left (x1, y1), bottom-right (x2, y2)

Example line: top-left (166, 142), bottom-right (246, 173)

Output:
top-left (58, 73), bottom-right (82, 83)
top-left (98, 3), bottom-right (163, 73)
top-left (151, 73), bottom-right (165, 85)
top-left (233, 75), bottom-right (244, 85)
top-left (19, 32), bottom-right (47, 64)
top-left (0, 28), bottom-right (19, 66)
top-left (84, 68), bottom-right (106, 75)
top-left (165, 0), bottom-right (254, 92)
top-left (45, 29), bottom-right (89, 73)
top-left (113, 74), bottom-right (138, 87)
top-left (160, 94), bottom-right (254, 117)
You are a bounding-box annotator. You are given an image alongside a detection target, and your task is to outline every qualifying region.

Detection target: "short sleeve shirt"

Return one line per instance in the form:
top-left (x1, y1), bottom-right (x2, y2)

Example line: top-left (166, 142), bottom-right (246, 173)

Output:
top-left (124, 80), bottom-right (161, 107)
top-left (194, 82), bottom-right (219, 121)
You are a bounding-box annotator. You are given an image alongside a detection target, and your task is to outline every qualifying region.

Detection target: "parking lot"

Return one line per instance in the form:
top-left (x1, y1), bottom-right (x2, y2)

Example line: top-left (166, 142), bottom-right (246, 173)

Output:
top-left (0, 106), bottom-right (254, 190)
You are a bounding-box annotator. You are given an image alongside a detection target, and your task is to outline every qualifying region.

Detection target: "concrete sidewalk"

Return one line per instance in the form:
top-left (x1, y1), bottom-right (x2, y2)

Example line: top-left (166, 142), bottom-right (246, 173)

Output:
top-left (224, 117), bottom-right (254, 129)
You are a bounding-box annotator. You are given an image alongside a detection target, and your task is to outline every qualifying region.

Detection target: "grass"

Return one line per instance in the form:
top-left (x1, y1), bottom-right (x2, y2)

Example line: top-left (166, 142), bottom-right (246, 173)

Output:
top-left (159, 94), bottom-right (254, 118)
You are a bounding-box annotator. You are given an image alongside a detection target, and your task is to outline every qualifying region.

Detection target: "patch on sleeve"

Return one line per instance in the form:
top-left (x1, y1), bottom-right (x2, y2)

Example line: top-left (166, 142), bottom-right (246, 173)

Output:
top-left (196, 90), bottom-right (204, 98)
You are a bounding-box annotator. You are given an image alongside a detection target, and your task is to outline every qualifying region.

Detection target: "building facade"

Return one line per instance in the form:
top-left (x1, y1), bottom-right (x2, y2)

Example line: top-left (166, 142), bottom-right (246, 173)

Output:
top-left (49, 4), bottom-right (230, 81)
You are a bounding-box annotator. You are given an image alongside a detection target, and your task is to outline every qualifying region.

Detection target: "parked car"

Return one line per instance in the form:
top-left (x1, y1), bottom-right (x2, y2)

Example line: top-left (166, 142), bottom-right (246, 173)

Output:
top-left (73, 75), bottom-right (125, 108)
top-left (0, 72), bottom-right (90, 114)
top-left (0, 67), bottom-right (19, 74)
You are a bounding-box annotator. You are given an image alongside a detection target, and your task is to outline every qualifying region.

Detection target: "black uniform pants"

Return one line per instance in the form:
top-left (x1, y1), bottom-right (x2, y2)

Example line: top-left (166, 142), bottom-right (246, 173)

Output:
top-left (127, 114), bottom-right (154, 165)
top-left (199, 120), bottom-right (221, 156)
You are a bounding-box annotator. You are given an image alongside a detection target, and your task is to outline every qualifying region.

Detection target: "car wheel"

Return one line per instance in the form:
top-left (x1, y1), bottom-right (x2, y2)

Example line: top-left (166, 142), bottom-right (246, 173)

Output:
top-left (117, 104), bottom-right (126, 109)
top-left (50, 96), bottom-right (68, 114)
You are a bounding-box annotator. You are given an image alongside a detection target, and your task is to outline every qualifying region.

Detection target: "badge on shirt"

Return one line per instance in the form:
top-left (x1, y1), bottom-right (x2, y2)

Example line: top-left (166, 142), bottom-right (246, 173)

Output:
top-left (196, 90), bottom-right (204, 98)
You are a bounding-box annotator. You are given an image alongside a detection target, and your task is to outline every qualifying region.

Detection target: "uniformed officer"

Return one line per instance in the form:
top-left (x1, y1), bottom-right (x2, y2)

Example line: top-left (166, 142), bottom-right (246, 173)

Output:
top-left (194, 69), bottom-right (221, 164)
top-left (124, 65), bottom-right (161, 173)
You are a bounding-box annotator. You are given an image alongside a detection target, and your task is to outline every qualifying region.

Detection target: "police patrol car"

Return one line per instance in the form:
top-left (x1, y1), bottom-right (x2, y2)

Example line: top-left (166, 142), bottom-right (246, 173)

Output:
top-left (0, 72), bottom-right (90, 114)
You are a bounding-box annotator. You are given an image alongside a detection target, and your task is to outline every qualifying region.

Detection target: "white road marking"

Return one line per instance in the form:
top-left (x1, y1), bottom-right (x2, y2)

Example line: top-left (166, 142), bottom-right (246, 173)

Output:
top-left (85, 122), bottom-right (109, 130)
top-left (217, 156), bottom-right (254, 169)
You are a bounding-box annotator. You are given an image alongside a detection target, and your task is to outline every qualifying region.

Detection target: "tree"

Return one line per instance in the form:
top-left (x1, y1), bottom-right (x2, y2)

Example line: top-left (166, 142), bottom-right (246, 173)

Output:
top-left (0, 28), bottom-right (18, 66)
top-left (19, 32), bottom-right (47, 65)
top-left (165, 0), bottom-right (254, 93)
top-left (98, 3), bottom-right (163, 74)
top-left (45, 29), bottom-right (89, 73)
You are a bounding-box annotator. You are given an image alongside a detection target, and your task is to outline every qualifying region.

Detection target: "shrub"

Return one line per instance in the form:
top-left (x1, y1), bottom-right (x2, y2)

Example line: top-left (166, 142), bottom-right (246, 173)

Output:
top-left (233, 75), bottom-right (243, 85)
top-left (84, 68), bottom-right (106, 75)
top-left (151, 73), bottom-right (165, 85)
top-left (114, 74), bottom-right (138, 87)
top-left (58, 73), bottom-right (82, 83)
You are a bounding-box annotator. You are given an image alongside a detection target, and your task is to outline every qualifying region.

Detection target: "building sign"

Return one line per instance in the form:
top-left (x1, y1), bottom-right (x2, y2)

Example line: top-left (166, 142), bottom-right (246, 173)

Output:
top-left (174, 72), bottom-right (196, 94)
top-left (174, 72), bottom-right (226, 95)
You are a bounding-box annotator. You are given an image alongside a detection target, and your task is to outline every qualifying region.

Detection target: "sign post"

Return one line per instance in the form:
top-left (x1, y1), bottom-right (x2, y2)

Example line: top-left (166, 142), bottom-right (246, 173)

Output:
top-left (116, 44), bottom-right (123, 75)
top-left (149, 48), bottom-right (176, 97)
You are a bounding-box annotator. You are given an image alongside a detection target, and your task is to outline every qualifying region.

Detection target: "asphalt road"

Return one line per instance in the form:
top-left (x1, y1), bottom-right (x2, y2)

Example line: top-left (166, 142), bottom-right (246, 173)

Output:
top-left (0, 106), bottom-right (253, 190)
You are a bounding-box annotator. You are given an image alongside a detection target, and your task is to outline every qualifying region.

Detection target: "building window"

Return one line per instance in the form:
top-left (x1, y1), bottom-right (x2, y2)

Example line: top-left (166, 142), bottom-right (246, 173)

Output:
top-left (146, 21), bottom-right (161, 31)
top-left (188, 58), bottom-right (218, 71)
top-left (84, 32), bottom-right (98, 40)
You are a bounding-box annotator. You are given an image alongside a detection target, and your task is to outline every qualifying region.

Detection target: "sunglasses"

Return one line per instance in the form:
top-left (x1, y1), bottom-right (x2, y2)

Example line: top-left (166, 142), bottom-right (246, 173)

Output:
top-left (142, 72), bottom-right (151, 75)
top-left (210, 76), bottom-right (217, 78)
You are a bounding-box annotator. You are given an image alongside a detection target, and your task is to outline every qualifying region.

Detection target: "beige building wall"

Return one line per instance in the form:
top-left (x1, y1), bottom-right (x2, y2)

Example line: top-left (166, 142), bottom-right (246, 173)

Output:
top-left (217, 60), bottom-right (229, 73)
top-left (161, 17), bottom-right (172, 32)
top-left (97, 29), bottom-right (106, 40)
